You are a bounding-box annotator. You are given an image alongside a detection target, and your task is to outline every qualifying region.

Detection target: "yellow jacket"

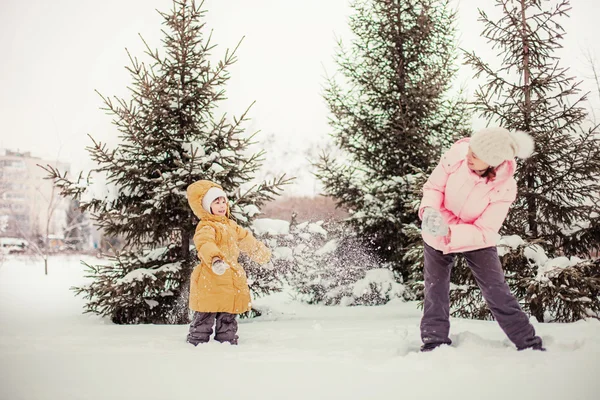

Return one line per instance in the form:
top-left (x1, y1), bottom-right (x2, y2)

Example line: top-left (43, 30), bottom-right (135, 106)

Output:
top-left (186, 180), bottom-right (271, 314)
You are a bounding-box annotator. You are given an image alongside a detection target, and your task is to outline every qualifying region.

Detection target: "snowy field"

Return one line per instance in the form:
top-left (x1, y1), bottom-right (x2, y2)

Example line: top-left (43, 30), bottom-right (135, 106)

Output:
top-left (1, 255), bottom-right (599, 400)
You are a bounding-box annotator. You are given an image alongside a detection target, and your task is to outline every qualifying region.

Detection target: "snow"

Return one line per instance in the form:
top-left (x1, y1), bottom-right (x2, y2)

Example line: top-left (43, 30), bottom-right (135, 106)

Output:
top-left (307, 222), bottom-right (328, 236)
top-left (0, 215), bottom-right (8, 233)
top-left (351, 269), bottom-right (405, 299)
top-left (210, 163), bottom-right (225, 174)
top-left (497, 235), bottom-right (525, 256)
top-left (562, 220), bottom-right (591, 235)
top-left (315, 239), bottom-right (339, 256)
top-left (144, 299), bottom-right (159, 309)
top-left (0, 237), bottom-right (28, 245)
top-left (523, 244), bottom-right (549, 266)
top-left (273, 246), bottom-right (294, 261)
top-left (1, 255), bottom-right (599, 400)
top-left (117, 268), bottom-right (157, 283)
top-left (252, 218), bottom-right (290, 236)
top-left (537, 256), bottom-right (573, 279)
top-left (138, 246), bottom-right (168, 262)
top-left (243, 204), bottom-right (261, 217)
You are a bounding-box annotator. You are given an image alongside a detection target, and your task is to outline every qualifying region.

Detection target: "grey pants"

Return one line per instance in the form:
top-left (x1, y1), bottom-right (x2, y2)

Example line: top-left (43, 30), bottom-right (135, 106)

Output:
top-left (421, 243), bottom-right (542, 350)
top-left (187, 312), bottom-right (239, 345)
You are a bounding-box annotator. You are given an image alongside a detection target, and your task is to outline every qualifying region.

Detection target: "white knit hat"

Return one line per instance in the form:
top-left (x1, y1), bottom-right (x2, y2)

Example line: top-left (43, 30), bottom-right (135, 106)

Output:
top-left (469, 127), bottom-right (535, 167)
top-left (202, 187), bottom-right (227, 214)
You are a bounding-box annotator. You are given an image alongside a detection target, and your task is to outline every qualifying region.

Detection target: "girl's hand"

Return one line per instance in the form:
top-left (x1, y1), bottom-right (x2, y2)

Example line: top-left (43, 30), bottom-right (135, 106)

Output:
top-left (211, 259), bottom-right (230, 275)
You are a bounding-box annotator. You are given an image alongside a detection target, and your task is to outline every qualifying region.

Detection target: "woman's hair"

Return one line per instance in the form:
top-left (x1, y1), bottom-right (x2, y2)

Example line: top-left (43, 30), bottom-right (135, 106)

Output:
top-left (481, 166), bottom-right (496, 182)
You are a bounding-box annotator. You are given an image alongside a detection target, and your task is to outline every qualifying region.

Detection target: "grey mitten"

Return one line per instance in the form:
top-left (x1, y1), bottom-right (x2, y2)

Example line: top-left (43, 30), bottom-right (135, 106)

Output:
top-left (422, 208), bottom-right (449, 237)
top-left (211, 259), bottom-right (230, 275)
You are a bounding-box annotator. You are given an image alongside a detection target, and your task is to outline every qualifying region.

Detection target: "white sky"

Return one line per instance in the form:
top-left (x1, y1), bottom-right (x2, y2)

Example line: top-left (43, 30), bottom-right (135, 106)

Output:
top-left (1, 0), bottom-right (599, 196)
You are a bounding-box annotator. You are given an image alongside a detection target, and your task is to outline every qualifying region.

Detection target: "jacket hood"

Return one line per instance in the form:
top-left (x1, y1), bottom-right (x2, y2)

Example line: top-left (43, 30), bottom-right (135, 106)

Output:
top-left (187, 180), bottom-right (230, 222)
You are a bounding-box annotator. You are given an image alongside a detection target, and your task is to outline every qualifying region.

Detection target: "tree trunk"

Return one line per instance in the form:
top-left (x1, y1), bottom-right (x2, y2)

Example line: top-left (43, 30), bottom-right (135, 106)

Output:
top-left (182, 231), bottom-right (189, 260)
top-left (519, 0), bottom-right (538, 238)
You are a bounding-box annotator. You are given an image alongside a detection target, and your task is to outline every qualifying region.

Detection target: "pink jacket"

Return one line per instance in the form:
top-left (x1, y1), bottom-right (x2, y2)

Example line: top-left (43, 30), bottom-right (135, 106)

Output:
top-left (419, 138), bottom-right (517, 254)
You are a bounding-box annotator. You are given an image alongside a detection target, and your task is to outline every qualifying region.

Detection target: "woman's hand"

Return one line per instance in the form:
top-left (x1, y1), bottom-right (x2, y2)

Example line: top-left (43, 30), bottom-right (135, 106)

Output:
top-left (422, 208), bottom-right (449, 237)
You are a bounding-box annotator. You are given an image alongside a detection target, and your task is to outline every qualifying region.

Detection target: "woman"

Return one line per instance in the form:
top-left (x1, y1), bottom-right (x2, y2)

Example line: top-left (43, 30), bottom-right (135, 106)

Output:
top-left (419, 127), bottom-right (544, 352)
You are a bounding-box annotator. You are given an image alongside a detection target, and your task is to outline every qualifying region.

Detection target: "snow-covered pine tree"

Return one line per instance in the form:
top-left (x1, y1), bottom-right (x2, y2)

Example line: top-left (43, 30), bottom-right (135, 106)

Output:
top-left (42, 0), bottom-right (289, 324)
top-left (498, 235), bottom-right (600, 323)
top-left (464, 0), bottom-right (600, 256)
top-left (315, 0), bottom-right (469, 281)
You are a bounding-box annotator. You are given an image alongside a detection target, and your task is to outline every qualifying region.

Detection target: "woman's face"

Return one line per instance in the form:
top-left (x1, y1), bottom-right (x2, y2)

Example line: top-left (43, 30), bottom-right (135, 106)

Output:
top-left (210, 197), bottom-right (228, 216)
top-left (467, 147), bottom-right (490, 171)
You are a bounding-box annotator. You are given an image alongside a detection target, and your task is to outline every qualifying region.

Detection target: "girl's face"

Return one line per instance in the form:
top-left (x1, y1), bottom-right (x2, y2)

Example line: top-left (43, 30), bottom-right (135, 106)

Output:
top-left (210, 197), bottom-right (228, 216)
top-left (467, 147), bottom-right (490, 172)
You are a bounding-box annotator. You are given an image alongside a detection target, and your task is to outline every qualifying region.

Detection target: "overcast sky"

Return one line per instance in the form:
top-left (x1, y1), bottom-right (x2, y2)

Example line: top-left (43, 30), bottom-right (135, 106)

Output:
top-left (1, 0), bottom-right (599, 196)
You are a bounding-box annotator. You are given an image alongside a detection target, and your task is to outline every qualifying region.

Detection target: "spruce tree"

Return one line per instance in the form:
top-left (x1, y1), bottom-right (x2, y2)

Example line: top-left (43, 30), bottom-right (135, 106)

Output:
top-left (464, 0), bottom-right (600, 256)
top-left (316, 0), bottom-right (469, 280)
top-left (43, 0), bottom-right (288, 324)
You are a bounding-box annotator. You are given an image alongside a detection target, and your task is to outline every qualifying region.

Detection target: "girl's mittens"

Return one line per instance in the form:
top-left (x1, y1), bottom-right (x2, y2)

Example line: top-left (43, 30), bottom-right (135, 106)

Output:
top-left (212, 259), bottom-right (230, 275)
top-left (422, 208), bottom-right (449, 237)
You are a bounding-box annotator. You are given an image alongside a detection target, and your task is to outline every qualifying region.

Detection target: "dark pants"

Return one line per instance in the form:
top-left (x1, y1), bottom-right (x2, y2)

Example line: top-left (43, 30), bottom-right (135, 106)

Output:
top-left (421, 243), bottom-right (542, 350)
top-left (187, 312), bottom-right (239, 345)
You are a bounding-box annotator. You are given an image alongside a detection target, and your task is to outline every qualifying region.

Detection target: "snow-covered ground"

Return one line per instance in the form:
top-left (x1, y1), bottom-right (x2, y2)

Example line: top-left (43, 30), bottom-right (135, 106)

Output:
top-left (1, 255), bottom-right (599, 400)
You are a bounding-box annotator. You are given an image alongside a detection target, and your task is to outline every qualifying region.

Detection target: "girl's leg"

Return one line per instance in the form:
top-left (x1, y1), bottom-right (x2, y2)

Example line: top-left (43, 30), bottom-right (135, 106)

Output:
top-left (421, 243), bottom-right (455, 348)
top-left (187, 312), bottom-right (216, 345)
top-left (215, 313), bottom-right (239, 345)
top-left (463, 247), bottom-right (543, 350)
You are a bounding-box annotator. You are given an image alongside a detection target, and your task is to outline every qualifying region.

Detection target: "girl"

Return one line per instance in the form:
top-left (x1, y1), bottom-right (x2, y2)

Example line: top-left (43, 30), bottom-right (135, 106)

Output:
top-left (185, 180), bottom-right (272, 345)
top-left (419, 127), bottom-right (544, 352)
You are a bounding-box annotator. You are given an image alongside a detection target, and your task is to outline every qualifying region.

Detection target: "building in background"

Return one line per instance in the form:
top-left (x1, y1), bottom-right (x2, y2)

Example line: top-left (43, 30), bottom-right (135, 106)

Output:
top-left (0, 149), bottom-right (71, 248)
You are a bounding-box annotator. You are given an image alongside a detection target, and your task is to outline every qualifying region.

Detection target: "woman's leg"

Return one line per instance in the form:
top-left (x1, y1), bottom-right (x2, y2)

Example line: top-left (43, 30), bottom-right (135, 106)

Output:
top-left (421, 243), bottom-right (455, 348)
top-left (463, 247), bottom-right (543, 350)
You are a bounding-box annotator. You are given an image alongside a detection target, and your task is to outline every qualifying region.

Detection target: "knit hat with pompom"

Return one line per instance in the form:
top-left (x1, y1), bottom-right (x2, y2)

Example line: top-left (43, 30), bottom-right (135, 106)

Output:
top-left (469, 127), bottom-right (535, 167)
